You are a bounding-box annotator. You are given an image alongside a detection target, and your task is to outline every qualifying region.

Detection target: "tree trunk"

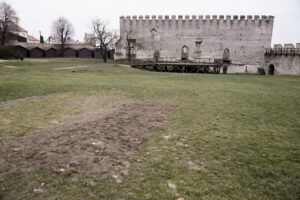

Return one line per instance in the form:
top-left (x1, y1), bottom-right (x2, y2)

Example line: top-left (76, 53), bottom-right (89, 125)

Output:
top-left (61, 36), bottom-right (65, 57)
top-left (60, 43), bottom-right (65, 57)
top-left (1, 29), bottom-right (6, 45)
top-left (103, 53), bottom-right (107, 62)
top-left (103, 48), bottom-right (107, 63)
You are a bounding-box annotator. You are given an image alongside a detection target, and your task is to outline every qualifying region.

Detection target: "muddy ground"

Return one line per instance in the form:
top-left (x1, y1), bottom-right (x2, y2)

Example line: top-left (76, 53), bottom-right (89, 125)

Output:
top-left (0, 100), bottom-right (175, 180)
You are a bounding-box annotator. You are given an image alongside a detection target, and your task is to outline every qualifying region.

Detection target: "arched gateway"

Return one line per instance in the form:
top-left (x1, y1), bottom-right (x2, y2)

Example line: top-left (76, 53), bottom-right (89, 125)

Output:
top-left (268, 64), bottom-right (275, 75)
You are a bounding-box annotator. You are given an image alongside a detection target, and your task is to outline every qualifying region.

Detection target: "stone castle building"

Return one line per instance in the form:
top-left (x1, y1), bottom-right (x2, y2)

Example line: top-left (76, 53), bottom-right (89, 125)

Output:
top-left (115, 15), bottom-right (274, 70)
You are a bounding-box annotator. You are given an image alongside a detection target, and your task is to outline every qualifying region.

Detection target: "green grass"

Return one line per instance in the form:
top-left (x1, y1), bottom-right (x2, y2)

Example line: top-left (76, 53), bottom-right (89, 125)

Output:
top-left (0, 58), bottom-right (299, 200)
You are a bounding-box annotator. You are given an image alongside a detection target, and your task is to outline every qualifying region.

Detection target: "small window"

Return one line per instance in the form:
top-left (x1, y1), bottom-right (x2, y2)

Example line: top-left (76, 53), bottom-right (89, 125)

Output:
top-left (195, 37), bottom-right (202, 49)
top-left (223, 49), bottom-right (230, 59)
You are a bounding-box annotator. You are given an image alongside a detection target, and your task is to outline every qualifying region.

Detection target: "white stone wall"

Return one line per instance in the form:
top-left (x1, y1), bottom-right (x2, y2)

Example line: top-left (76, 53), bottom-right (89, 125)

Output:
top-left (116, 15), bottom-right (274, 67)
top-left (227, 64), bottom-right (260, 74)
top-left (264, 55), bottom-right (300, 76)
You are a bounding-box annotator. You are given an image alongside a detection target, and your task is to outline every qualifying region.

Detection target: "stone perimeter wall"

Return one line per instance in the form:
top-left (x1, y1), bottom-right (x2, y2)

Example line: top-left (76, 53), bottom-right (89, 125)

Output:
top-left (9, 42), bottom-right (114, 59)
top-left (264, 44), bottom-right (300, 75)
top-left (9, 42), bottom-right (95, 51)
top-left (115, 15), bottom-right (274, 68)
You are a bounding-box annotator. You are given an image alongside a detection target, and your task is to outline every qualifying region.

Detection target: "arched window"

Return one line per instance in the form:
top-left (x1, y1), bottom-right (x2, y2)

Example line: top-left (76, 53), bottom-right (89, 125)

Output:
top-left (223, 48), bottom-right (230, 60)
top-left (151, 28), bottom-right (157, 39)
top-left (181, 45), bottom-right (189, 60)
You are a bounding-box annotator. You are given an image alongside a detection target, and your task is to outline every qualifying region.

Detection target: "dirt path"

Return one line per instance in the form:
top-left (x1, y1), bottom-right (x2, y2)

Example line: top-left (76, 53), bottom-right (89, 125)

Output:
top-left (0, 93), bottom-right (61, 110)
top-left (53, 66), bottom-right (89, 70)
top-left (0, 100), bottom-right (175, 180)
top-left (116, 64), bottom-right (131, 68)
top-left (0, 64), bottom-right (18, 69)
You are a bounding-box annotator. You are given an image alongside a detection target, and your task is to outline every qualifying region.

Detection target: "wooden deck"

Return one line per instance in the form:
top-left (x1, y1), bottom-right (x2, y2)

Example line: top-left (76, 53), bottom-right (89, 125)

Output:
top-left (131, 58), bottom-right (230, 74)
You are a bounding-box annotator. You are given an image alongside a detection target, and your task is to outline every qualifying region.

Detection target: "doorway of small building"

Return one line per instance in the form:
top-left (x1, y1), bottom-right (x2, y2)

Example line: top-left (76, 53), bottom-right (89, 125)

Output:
top-left (26, 50), bottom-right (30, 58)
top-left (181, 45), bottom-right (189, 61)
top-left (268, 64), bottom-right (275, 75)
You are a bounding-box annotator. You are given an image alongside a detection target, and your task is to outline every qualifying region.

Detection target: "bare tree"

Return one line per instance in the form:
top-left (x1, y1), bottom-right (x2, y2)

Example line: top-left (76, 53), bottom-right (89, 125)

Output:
top-left (91, 18), bottom-right (118, 62)
top-left (52, 17), bottom-right (74, 56)
top-left (0, 2), bottom-right (19, 45)
top-left (84, 33), bottom-right (97, 47)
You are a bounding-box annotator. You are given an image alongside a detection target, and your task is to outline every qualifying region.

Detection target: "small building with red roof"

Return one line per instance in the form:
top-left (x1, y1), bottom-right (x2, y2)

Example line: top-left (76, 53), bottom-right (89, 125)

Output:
top-left (27, 35), bottom-right (39, 43)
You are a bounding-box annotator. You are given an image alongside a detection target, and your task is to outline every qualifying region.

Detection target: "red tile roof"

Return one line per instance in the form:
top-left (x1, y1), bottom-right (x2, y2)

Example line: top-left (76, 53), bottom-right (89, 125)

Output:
top-left (28, 35), bottom-right (39, 41)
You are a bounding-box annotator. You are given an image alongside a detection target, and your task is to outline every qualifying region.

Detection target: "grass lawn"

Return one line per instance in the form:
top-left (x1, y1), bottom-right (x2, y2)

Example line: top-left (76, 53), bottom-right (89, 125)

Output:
top-left (0, 58), bottom-right (299, 200)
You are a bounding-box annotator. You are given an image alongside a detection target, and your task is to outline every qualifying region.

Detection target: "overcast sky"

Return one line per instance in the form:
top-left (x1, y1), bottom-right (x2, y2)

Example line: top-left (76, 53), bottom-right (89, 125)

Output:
top-left (5, 0), bottom-right (300, 45)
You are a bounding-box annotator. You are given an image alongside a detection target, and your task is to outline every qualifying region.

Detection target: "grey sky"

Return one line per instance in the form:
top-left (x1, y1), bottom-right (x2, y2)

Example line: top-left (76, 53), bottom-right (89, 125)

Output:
top-left (5, 0), bottom-right (300, 45)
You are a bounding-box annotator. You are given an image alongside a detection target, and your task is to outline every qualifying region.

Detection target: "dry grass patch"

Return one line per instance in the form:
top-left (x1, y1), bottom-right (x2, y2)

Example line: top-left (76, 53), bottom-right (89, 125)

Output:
top-left (0, 90), bottom-right (125, 140)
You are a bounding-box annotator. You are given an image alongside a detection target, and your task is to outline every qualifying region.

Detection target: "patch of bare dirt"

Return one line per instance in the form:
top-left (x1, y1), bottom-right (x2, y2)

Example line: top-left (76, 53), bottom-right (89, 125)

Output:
top-left (53, 66), bottom-right (89, 70)
top-left (114, 64), bottom-right (131, 68)
top-left (3, 65), bottom-right (18, 68)
top-left (0, 94), bottom-right (60, 110)
top-left (0, 100), bottom-right (175, 179)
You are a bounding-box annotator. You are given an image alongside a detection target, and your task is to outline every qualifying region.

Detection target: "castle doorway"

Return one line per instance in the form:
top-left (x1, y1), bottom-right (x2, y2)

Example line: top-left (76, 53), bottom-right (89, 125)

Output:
top-left (154, 50), bottom-right (160, 62)
top-left (268, 64), bottom-right (275, 75)
top-left (181, 45), bottom-right (189, 61)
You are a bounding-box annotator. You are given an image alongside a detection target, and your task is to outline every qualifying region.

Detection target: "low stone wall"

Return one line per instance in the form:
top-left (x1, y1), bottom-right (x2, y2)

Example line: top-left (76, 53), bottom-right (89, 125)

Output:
top-left (264, 44), bottom-right (300, 75)
top-left (227, 64), bottom-right (259, 74)
top-left (8, 42), bottom-right (95, 50)
top-left (8, 42), bottom-right (114, 59)
top-left (264, 55), bottom-right (300, 75)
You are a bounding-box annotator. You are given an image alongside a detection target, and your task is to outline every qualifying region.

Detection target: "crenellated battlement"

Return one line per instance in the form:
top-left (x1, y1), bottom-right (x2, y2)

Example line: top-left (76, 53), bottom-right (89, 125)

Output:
top-left (272, 43), bottom-right (300, 49)
top-left (120, 15), bottom-right (274, 23)
top-left (265, 43), bottom-right (300, 56)
top-left (119, 15), bottom-right (274, 32)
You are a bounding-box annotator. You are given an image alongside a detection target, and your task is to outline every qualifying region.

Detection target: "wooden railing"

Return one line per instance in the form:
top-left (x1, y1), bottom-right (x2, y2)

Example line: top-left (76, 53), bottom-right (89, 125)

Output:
top-left (131, 57), bottom-right (226, 65)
